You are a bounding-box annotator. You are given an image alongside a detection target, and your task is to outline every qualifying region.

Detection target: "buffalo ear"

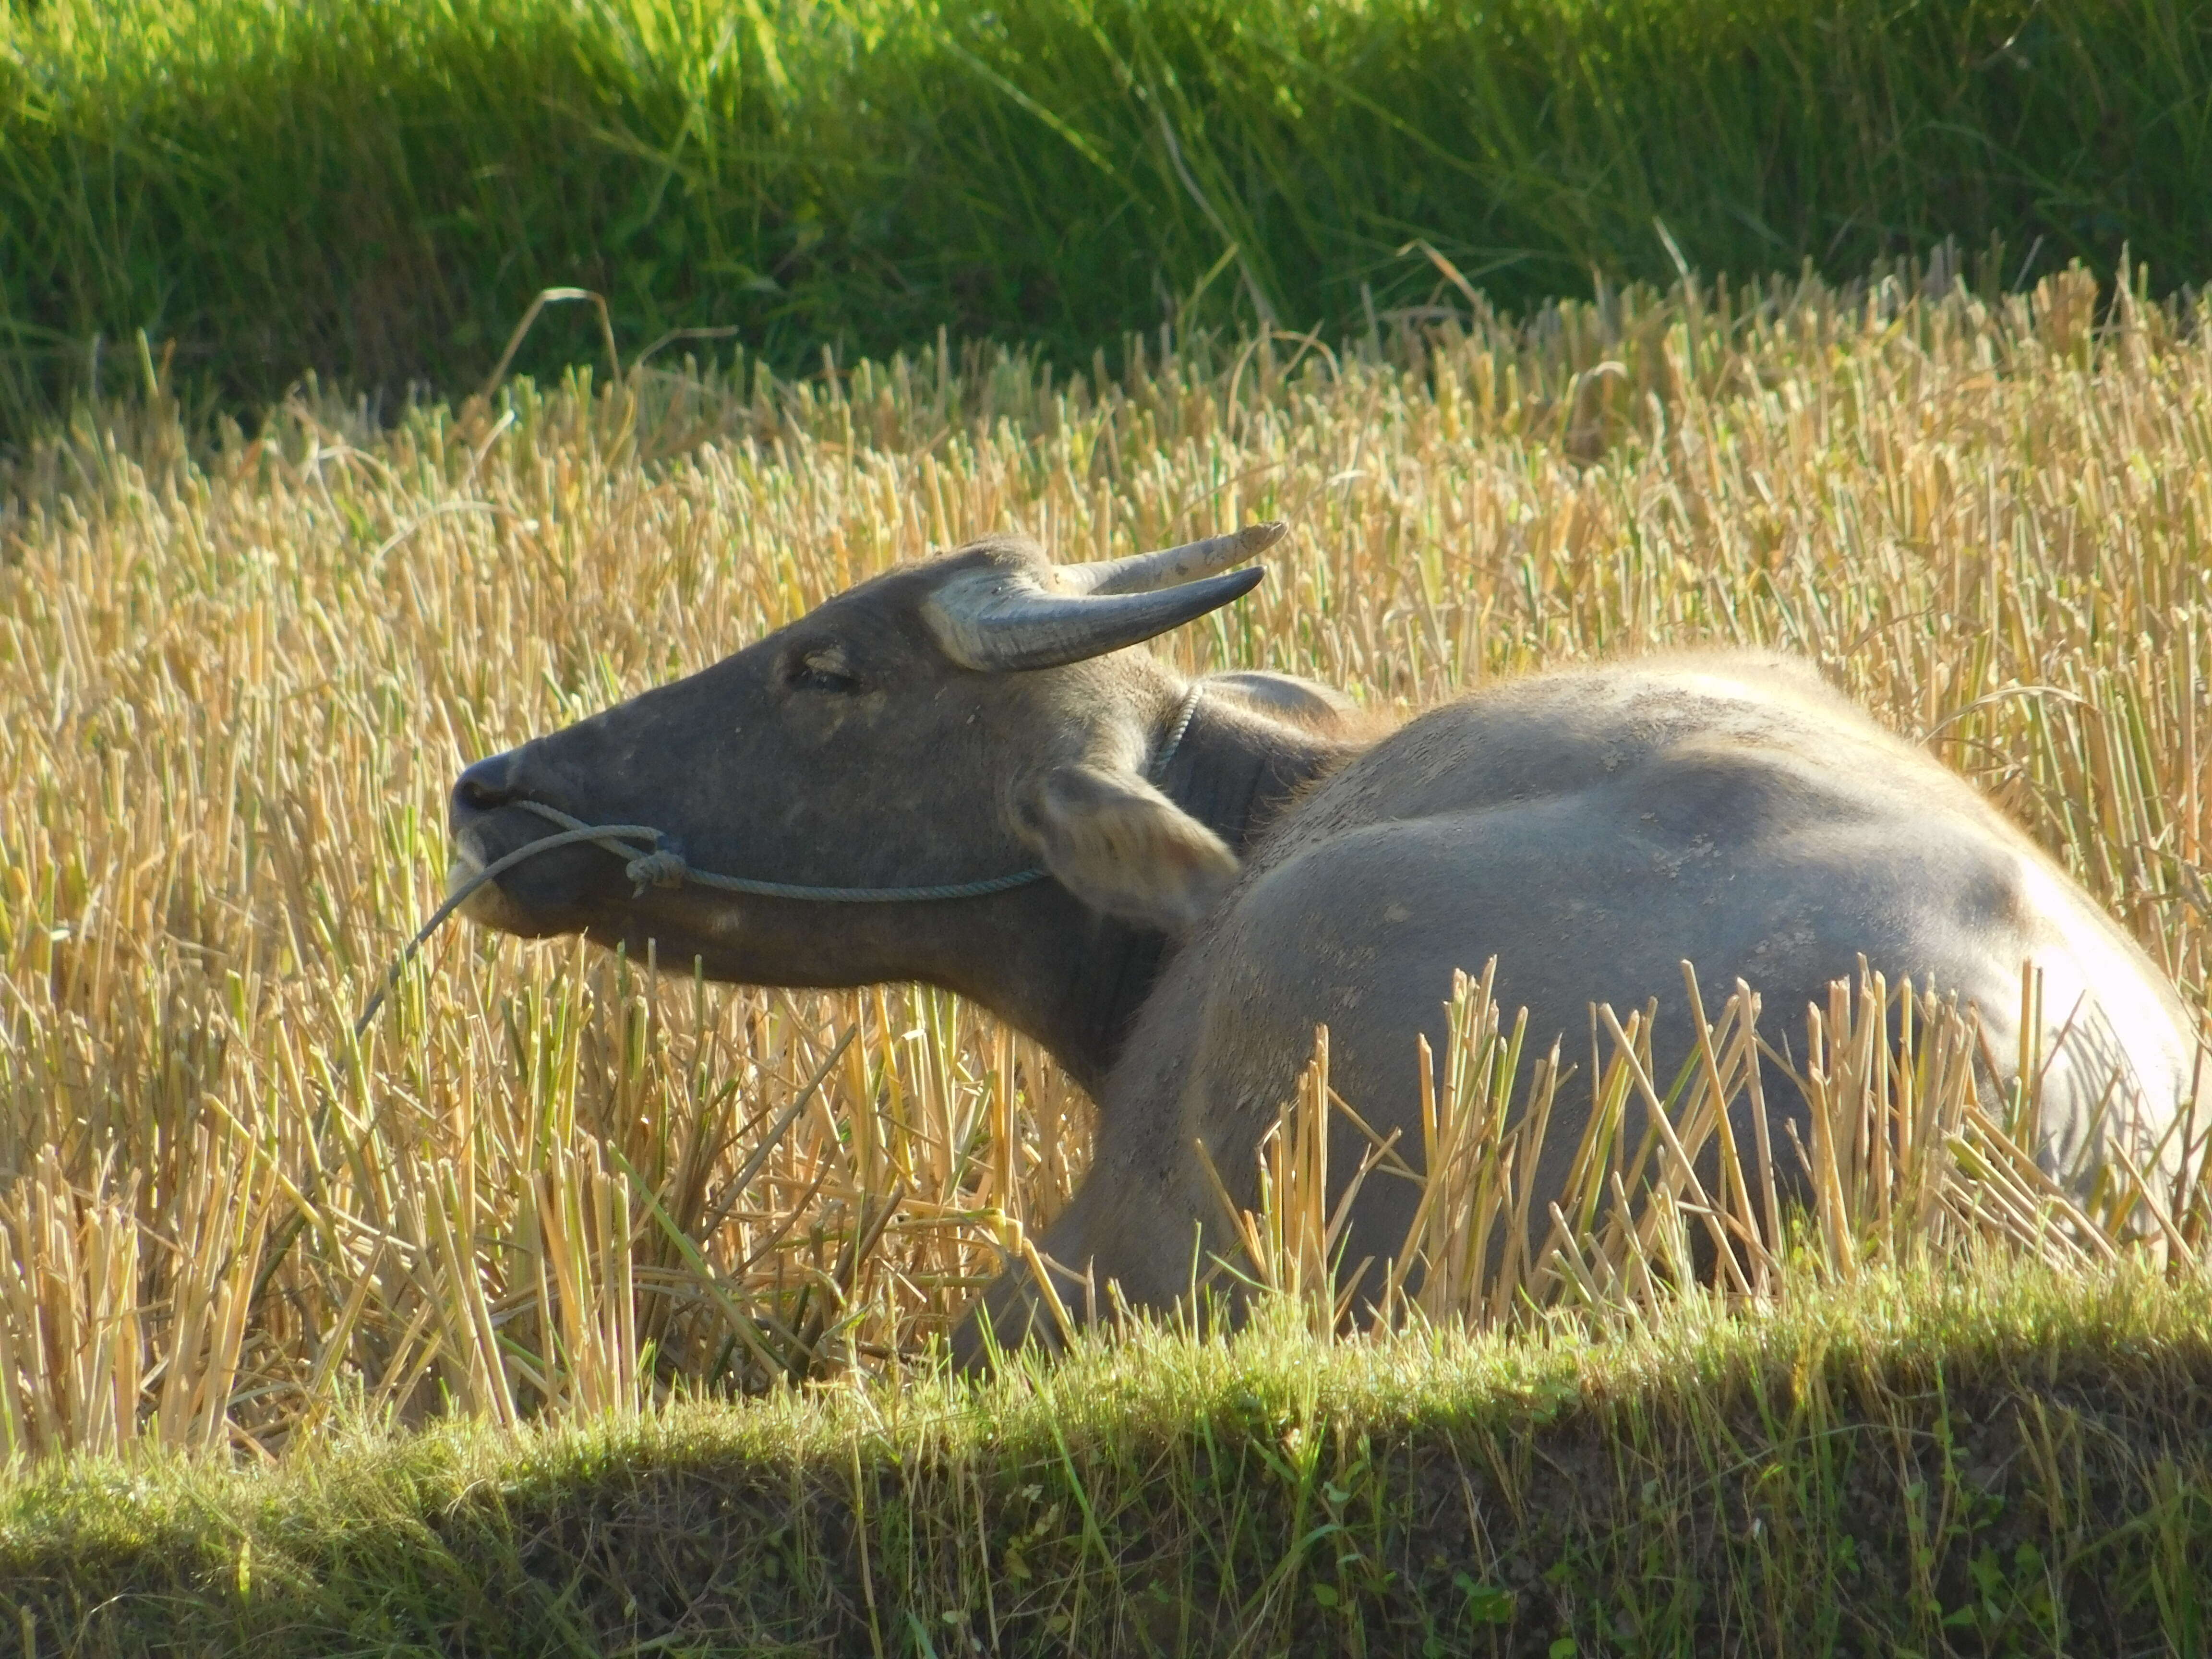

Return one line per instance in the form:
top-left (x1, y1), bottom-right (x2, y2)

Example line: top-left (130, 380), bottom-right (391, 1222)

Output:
top-left (1017, 764), bottom-right (1239, 934)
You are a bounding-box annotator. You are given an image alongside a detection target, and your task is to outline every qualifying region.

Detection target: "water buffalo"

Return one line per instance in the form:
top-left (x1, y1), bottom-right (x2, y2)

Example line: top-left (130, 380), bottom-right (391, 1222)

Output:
top-left (448, 526), bottom-right (2202, 1357)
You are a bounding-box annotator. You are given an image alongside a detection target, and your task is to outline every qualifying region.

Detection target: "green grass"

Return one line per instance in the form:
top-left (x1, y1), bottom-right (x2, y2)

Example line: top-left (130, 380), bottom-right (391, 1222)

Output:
top-left (2, 0), bottom-right (2208, 423)
top-left (4, 1260), bottom-right (2209, 1656)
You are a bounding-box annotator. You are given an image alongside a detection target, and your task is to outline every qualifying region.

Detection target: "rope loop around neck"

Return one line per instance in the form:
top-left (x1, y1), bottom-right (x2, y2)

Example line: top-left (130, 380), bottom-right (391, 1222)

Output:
top-left (1149, 678), bottom-right (1204, 786)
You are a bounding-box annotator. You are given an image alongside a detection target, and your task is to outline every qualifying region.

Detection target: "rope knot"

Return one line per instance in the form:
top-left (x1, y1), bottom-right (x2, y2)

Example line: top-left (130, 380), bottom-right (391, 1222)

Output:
top-left (625, 849), bottom-right (690, 892)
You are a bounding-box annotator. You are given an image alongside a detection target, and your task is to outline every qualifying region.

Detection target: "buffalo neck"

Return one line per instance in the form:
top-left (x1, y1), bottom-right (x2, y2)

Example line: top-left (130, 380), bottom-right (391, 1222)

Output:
top-left (939, 690), bottom-right (1352, 1094)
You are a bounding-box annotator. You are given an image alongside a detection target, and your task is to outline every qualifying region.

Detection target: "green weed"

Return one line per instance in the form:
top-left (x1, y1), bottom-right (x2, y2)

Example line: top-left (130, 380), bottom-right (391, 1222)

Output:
top-left (0, 0), bottom-right (2206, 419)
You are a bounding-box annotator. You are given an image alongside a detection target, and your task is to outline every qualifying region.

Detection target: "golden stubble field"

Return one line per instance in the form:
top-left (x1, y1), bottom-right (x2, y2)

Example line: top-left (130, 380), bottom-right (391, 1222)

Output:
top-left (1, 266), bottom-right (2207, 1459)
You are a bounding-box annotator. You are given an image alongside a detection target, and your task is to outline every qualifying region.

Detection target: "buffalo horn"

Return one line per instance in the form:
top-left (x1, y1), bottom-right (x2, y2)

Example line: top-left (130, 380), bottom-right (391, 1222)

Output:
top-left (925, 565), bottom-right (1267, 673)
top-left (1059, 520), bottom-right (1289, 595)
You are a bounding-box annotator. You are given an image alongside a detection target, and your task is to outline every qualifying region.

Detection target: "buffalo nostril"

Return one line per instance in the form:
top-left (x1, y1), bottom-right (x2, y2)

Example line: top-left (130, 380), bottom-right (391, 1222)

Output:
top-left (453, 752), bottom-right (520, 813)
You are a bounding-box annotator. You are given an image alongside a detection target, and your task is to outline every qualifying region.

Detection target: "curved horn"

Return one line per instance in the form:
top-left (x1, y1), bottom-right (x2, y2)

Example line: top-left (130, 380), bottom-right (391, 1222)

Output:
top-left (1059, 520), bottom-right (1288, 595)
top-left (925, 565), bottom-right (1266, 673)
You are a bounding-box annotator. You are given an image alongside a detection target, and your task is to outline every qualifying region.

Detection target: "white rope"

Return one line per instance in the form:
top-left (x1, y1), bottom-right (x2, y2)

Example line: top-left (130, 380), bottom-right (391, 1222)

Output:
top-left (354, 682), bottom-right (1210, 1036)
top-left (512, 799), bottom-right (1055, 904)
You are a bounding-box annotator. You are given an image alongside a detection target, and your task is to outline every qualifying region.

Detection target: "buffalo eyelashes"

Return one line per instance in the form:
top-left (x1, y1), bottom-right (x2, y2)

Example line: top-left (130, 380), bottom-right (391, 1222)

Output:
top-left (785, 648), bottom-right (861, 694)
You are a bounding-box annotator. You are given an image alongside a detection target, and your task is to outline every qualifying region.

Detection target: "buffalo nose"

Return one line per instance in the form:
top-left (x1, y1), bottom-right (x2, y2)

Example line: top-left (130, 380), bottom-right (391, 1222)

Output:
top-left (452, 751), bottom-right (521, 814)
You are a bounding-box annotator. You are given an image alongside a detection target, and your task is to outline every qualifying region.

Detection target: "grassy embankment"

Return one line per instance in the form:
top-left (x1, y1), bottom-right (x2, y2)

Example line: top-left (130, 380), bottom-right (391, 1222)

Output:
top-left (1, 0), bottom-right (2207, 418)
top-left (0, 264), bottom-right (2210, 1648)
top-left (3, 1265), bottom-right (2210, 1656)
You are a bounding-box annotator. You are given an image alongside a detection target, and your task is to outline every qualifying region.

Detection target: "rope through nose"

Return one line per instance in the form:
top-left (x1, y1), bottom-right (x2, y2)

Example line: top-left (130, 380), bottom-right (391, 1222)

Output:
top-left (354, 802), bottom-right (1053, 1036)
top-left (511, 799), bottom-right (1053, 902)
top-left (355, 683), bottom-right (1206, 1036)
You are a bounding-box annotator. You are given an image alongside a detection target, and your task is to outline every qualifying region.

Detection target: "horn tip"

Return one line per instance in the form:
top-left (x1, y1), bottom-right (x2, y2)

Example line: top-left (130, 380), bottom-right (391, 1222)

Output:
top-left (1239, 520), bottom-right (1289, 553)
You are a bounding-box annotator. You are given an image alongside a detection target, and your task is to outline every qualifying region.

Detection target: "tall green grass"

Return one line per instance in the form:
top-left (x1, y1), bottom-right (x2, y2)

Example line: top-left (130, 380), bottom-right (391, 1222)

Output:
top-left (2, 0), bottom-right (2207, 421)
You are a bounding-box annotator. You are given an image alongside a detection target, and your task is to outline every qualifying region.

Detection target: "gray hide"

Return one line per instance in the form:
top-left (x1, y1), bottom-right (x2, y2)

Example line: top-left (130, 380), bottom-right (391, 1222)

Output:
top-left (970, 654), bottom-right (2204, 1354)
top-left (445, 535), bottom-right (2204, 1366)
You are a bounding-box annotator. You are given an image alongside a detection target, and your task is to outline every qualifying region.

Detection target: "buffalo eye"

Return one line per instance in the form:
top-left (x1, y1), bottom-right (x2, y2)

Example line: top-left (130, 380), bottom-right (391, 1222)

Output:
top-left (785, 646), bottom-right (862, 695)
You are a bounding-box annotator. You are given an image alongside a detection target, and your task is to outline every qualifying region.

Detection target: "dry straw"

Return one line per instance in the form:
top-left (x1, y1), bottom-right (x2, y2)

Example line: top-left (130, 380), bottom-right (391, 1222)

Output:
top-left (1214, 960), bottom-right (2209, 1344)
top-left (0, 262), bottom-right (2208, 1457)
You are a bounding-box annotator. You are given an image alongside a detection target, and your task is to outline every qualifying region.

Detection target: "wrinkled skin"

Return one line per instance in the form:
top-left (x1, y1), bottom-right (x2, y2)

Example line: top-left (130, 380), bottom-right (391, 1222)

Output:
top-left (451, 535), bottom-right (2205, 1366)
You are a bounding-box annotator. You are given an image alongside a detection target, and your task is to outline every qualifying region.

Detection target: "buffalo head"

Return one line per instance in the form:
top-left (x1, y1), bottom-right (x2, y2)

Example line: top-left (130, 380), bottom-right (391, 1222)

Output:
top-left (447, 525), bottom-right (1292, 1032)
